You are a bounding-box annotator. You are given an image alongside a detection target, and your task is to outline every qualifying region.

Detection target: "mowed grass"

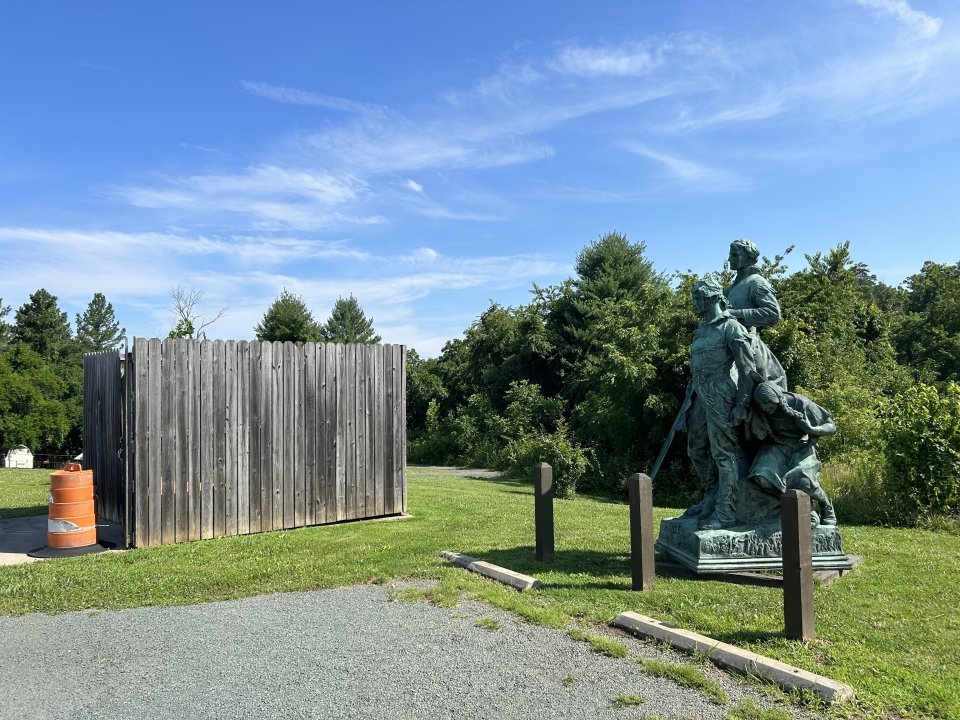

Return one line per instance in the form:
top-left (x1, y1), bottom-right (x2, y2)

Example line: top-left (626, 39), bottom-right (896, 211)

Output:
top-left (0, 468), bottom-right (50, 518)
top-left (1, 467), bottom-right (958, 718)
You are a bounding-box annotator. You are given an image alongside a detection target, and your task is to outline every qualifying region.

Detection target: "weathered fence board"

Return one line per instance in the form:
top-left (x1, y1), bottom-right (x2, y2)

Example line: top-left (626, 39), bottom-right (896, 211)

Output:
top-left (83, 350), bottom-right (124, 525)
top-left (86, 340), bottom-right (406, 547)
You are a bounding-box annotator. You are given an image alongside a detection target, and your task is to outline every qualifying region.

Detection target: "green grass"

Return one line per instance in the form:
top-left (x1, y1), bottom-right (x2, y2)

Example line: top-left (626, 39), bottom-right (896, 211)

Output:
top-left (612, 693), bottom-right (646, 707)
top-left (568, 627), bottom-right (630, 658)
top-left (636, 657), bottom-right (728, 705)
top-left (474, 616), bottom-right (501, 631)
top-left (0, 468), bottom-right (50, 518)
top-left (1, 468), bottom-right (958, 718)
top-left (726, 698), bottom-right (793, 720)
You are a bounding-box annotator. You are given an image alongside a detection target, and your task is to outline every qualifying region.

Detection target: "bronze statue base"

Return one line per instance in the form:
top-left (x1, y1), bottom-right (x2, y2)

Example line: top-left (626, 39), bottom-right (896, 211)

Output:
top-left (655, 516), bottom-right (853, 574)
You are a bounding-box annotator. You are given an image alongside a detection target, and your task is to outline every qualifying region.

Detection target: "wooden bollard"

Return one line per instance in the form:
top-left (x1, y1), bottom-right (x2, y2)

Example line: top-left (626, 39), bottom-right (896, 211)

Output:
top-left (534, 462), bottom-right (554, 562)
top-left (628, 472), bottom-right (655, 591)
top-left (782, 489), bottom-right (815, 641)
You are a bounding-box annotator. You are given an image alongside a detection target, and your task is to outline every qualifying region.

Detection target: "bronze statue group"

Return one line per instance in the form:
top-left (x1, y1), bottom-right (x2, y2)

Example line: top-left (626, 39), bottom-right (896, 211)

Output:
top-left (679, 240), bottom-right (837, 531)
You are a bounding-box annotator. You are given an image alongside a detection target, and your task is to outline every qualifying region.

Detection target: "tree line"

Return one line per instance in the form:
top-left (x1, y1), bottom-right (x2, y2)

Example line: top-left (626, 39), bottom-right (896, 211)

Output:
top-left (0, 287), bottom-right (380, 459)
top-left (406, 233), bottom-right (960, 526)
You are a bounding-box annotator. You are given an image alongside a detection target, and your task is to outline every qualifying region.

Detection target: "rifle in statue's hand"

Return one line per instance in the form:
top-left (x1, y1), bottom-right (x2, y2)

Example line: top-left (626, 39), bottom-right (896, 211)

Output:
top-left (649, 381), bottom-right (694, 481)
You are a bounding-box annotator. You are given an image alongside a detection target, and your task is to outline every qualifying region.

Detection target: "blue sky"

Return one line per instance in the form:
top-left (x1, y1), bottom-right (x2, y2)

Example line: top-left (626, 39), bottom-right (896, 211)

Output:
top-left (2, 1), bottom-right (958, 356)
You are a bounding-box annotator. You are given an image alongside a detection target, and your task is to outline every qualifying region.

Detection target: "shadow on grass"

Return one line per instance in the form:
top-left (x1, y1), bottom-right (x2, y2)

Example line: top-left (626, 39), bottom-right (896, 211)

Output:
top-left (457, 546), bottom-right (787, 590)
top-left (710, 628), bottom-right (785, 645)
top-left (461, 545), bottom-right (631, 579)
top-left (0, 504), bottom-right (47, 520)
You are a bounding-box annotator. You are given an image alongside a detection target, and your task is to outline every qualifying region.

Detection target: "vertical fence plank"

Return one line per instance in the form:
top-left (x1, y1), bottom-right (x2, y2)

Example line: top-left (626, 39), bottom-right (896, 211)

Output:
top-left (303, 343), bottom-right (317, 526)
top-left (363, 345), bottom-right (374, 519)
top-left (348, 343), bottom-right (359, 520)
top-left (248, 341), bottom-right (262, 534)
top-left (237, 341), bottom-right (250, 535)
top-left (225, 340), bottom-right (238, 537)
top-left (188, 340), bottom-right (201, 541)
top-left (383, 344), bottom-right (395, 515)
top-left (272, 342), bottom-right (285, 530)
top-left (174, 340), bottom-right (189, 543)
top-left (200, 340), bottom-right (215, 540)
top-left (125, 348), bottom-right (135, 547)
top-left (314, 344), bottom-right (327, 525)
top-left (334, 343), bottom-right (346, 521)
top-left (160, 340), bottom-right (177, 545)
top-left (260, 341), bottom-right (274, 532)
top-left (372, 345), bottom-right (383, 517)
top-left (147, 338), bottom-right (163, 547)
top-left (213, 340), bottom-right (227, 538)
top-left (282, 342), bottom-right (295, 529)
top-left (134, 342), bottom-right (149, 546)
top-left (324, 343), bottom-right (337, 523)
top-left (293, 343), bottom-right (306, 527)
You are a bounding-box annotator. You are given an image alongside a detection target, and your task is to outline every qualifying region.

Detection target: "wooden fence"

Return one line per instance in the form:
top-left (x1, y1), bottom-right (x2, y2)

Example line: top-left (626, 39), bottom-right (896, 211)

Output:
top-left (84, 339), bottom-right (406, 547)
top-left (83, 349), bottom-right (128, 527)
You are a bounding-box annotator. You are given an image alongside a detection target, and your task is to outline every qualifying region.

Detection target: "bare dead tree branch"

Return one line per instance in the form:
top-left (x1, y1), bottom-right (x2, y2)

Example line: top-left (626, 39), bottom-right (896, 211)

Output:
top-left (170, 285), bottom-right (229, 339)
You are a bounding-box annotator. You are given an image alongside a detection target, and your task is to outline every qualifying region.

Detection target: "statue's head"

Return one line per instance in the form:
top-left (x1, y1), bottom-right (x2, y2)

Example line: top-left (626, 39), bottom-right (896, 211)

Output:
top-left (753, 381), bottom-right (784, 415)
top-left (729, 238), bottom-right (760, 270)
top-left (691, 276), bottom-right (725, 314)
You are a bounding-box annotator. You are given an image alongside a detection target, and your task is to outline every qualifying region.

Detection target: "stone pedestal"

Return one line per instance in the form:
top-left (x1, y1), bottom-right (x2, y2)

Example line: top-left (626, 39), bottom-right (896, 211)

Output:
top-left (655, 515), bottom-right (853, 574)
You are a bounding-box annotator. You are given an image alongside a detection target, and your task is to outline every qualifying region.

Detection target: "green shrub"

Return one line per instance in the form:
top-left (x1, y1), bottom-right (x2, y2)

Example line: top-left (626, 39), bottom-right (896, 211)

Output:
top-left (882, 382), bottom-right (960, 523)
top-left (819, 449), bottom-right (894, 525)
top-left (506, 428), bottom-right (587, 498)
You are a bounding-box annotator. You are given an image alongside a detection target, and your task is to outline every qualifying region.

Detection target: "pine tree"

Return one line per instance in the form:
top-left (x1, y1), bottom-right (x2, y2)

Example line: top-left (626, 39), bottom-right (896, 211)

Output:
top-left (12, 289), bottom-right (73, 361)
top-left (320, 295), bottom-right (381, 344)
top-left (76, 292), bottom-right (125, 352)
top-left (255, 289), bottom-right (322, 342)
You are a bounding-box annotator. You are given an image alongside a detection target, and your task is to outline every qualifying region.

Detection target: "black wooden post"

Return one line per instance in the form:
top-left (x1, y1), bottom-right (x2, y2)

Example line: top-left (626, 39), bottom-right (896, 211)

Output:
top-left (782, 489), bottom-right (815, 641)
top-left (534, 462), bottom-right (554, 562)
top-left (628, 472), bottom-right (656, 591)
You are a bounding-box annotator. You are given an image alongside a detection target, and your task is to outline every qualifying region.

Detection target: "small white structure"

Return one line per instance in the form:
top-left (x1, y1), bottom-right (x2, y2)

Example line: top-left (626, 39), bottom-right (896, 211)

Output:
top-left (3, 446), bottom-right (34, 468)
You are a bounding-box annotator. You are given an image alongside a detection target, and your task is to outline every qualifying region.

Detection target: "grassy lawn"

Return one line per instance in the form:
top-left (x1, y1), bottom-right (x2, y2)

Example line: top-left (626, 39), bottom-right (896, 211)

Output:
top-left (1, 467), bottom-right (957, 719)
top-left (0, 468), bottom-right (50, 518)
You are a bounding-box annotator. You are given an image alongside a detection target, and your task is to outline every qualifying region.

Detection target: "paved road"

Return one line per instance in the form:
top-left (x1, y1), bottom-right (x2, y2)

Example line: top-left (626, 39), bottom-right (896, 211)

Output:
top-left (0, 584), bottom-right (820, 720)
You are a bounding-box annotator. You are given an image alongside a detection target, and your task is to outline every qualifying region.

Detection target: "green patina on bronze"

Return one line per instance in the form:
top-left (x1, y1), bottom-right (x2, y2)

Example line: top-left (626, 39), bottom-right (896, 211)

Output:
top-left (656, 240), bottom-right (852, 574)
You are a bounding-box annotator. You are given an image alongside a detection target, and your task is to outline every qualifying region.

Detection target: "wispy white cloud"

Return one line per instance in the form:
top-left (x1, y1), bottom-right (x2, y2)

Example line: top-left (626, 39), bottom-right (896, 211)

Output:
top-left (549, 42), bottom-right (665, 77)
top-left (0, 226), bottom-right (564, 354)
top-left (403, 179), bottom-right (424, 193)
top-left (622, 143), bottom-right (742, 189)
top-left (109, 164), bottom-right (381, 230)
top-left (852, 0), bottom-right (942, 39)
top-left (241, 80), bottom-right (389, 117)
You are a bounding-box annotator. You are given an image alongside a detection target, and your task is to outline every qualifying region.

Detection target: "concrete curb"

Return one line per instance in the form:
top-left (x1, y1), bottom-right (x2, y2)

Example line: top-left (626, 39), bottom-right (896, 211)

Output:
top-left (439, 551), bottom-right (542, 591)
top-left (612, 611), bottom-right (855, 704)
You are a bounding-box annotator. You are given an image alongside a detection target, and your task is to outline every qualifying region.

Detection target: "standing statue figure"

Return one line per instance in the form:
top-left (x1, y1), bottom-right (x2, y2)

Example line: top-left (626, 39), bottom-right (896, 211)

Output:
top-left (684, 277), bottom-right (757, 530)
top-left (724, 239), bottom-right (787, 389)
top-left (748, 381), bottom-right (838, 525)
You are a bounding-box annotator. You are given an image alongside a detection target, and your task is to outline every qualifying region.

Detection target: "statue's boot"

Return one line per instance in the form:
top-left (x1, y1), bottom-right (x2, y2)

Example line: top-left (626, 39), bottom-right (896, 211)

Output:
top-left (698, 492), bottom-right (735, 530)
top-left (698, 511), bottom-right (735, 531)
top-left (813, 488), bottom-right (837, 525)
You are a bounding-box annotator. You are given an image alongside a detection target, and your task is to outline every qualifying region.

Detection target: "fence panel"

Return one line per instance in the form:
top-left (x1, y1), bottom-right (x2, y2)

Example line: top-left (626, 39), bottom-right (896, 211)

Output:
top-left (87, 339), bottom-right (404, 547)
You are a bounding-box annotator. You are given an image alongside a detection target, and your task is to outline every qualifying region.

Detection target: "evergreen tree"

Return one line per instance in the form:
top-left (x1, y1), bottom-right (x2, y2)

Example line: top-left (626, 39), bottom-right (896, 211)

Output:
top-left (12, 289), bottom-right (73, 361)
top-left (76, 292), bottom-right (125, 352)
top-left (255, 289), bottom-right (322, 342)
top-left (320, 295), bottom-right (381, 344)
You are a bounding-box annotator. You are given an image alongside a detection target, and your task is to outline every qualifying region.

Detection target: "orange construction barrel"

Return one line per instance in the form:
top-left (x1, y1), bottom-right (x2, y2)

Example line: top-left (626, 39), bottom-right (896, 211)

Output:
top-left (47, 463), bottom-right (98, 549)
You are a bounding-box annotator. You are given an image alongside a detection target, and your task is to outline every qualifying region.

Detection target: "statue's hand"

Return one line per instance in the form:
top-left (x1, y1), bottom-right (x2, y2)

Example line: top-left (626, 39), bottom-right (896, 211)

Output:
top-left (730, 403), bottom-right (749, 427)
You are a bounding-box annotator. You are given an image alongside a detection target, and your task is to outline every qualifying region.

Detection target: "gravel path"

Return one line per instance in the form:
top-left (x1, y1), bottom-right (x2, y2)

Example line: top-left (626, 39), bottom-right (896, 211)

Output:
top-left (0, 583), bottom-right (821, 720)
